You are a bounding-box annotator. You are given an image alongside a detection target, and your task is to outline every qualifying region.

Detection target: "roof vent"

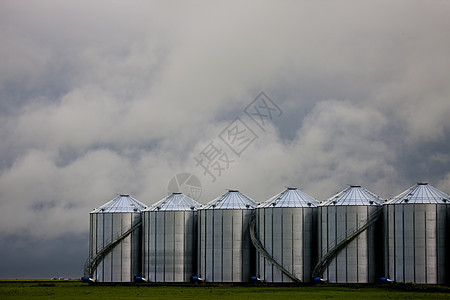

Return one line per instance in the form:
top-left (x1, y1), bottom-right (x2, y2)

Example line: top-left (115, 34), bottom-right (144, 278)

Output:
top-left (228, 189), bottom-right (239, 192)
top-left (350, 185), bottom-right (361, 188)
top-left (120, 194), bottom-right (129, 197)
top-left (287, 187), bottom-right (297, 190)
top-left (417, 182), bottom-right (428, 185)
top-left (172, 192), bottom-right (182, 195)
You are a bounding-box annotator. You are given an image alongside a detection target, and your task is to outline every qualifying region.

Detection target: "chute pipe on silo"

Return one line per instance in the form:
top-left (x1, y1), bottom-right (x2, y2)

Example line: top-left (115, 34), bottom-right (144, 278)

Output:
top-left (86, 194), bottom-right (147, 282)
top-left (315, 185), bottom-right (383, 283)
top-left (253, 187), bottom-right (320, 283)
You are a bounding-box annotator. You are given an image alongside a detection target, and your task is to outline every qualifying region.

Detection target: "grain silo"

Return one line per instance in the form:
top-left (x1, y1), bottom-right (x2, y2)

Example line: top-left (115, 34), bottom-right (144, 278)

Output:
top-left (142, 192), bottom-right (201, 282)
top-left (315, 185), bottom-right (383, 283)
top-left (384, 182), bottom-right (450, 284)
top-left (197, 190), bottom-right (258, 282)
top-left (85, 194), bottom-right (147, 282)
top-left (253, 187), bottom-right (319, 283)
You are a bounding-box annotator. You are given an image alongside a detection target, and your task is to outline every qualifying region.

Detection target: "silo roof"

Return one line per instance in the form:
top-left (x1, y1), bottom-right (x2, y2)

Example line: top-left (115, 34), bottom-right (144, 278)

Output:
top-left (145, 192), bottom-right (201, 211)
top-left (386, 182), bottom-right (450, 204)
top-left (321, 185), bottom-right (383, 206)
top-left (202, 190), bottom-right (258, 210)
top-left (259, 187), bottom-right (319, 208)
top-left (92, 194), bottom-right (147, 213)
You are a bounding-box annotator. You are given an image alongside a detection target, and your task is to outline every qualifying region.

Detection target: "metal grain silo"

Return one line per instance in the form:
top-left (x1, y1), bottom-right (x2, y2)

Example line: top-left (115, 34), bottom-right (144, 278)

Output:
top-left (384, 182), bottom-right (450, 284)
top-left (85, 194), bottom-right (147, 282)
top-left (253, 187), bottom-right (319, 283)
top-left (142, 192), bottom-right (201, 282)
top-left (315, 185), bottom-right (383, 283)
top-left (197, 190), bottom-right (258, 282)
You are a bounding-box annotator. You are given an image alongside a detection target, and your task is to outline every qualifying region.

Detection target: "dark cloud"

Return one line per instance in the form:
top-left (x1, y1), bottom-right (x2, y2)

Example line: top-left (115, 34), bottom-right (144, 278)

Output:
top-left (0, 233), bottom-right (87, 279)
top-left (1, 0), bottom-right (450, 278)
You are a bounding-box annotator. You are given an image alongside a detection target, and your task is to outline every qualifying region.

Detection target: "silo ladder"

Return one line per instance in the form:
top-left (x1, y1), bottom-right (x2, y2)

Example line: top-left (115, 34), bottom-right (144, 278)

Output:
top-left (311, 207), bottom-right (382, 279)
top-left (249, 211), bottom-right (302, 283)
top-left (83, 220), bottom-right (142, 278)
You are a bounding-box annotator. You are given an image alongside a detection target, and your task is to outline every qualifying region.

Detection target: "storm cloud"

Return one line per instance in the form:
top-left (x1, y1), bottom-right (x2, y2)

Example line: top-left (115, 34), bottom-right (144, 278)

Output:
top-left (1, 0), bottom-right (450, 278)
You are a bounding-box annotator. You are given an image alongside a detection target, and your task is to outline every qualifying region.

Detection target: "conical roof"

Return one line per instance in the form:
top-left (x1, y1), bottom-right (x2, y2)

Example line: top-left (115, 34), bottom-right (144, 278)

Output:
top-left (387, 182), bottom-right (450, 204)
top-left (202, 190), bottom-right (258, 210)
top-left (259, 187), bottom-right (319, 208)
top-left (321, 185), bottom-right (383, 206)
top-left (145, 192), bottom-right (201, 211)
top-left (92, 194), bottom-right (147, 213)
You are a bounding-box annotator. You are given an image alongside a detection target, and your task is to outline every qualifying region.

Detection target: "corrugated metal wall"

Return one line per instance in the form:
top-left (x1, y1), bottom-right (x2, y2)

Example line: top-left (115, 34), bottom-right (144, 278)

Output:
top-left (318, 205), bottom-right (379, 283)
top-left (197, 209), bottom-right (254, 282)
top-left (384, 203), bottom-right (448, 284)
top-left (256, 207), bottom-right (315, 282)
top-left (142, 210), bottom-right (197, 282)
top-left (86, 184), bottom-right (450, 284)
top-left (89, 212), bottom-right (142, 282)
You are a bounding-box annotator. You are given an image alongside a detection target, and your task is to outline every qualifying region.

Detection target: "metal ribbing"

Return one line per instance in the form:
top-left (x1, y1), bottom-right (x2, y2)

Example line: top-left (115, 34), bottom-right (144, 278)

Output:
top-left (89, 212), bottom-right (141, 282)
top-left (254, 207), bottom-right (314, 282)
top-left (198, 208), bottom-right (253, 282)
top-left (386, 203), bottom-right (447, 284)
top-left (317, 205), bottom-right (380, 283)
top-left (143, 210), bottom-right (196, 282)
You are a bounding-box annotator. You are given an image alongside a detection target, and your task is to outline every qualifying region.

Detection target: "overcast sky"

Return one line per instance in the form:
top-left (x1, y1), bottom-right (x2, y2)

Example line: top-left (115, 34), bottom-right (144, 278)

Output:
top-left (1, 1), bottom-right (450, 279)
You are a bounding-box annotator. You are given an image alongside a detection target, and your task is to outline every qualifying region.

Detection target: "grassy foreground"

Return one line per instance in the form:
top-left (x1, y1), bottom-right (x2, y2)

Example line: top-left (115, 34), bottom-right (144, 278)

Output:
top-left (1, 281), bottom-right (450, 299)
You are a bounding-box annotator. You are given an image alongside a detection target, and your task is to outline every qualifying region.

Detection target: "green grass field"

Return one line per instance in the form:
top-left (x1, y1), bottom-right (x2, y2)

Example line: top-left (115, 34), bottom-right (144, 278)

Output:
top-left (1, 281), bottom-right (450, 299)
